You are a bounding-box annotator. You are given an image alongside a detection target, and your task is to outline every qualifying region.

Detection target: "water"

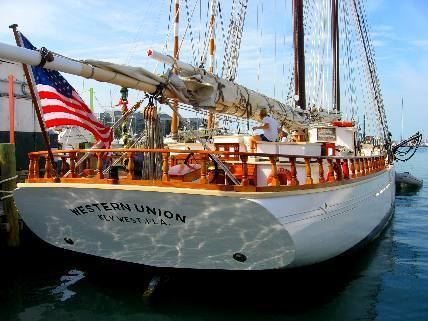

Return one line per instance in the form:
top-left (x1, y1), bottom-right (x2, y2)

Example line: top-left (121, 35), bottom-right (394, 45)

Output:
top-left (1, 150), bottom-right (428, 321)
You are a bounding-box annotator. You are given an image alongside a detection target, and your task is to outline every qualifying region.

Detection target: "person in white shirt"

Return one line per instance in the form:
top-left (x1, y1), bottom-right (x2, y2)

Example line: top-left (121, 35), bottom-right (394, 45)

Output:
top-left (249, 108), bottom-right (280, 152)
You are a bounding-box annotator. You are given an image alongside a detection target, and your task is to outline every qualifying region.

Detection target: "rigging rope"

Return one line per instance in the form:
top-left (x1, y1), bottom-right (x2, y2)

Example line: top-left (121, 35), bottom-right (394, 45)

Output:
top-left (351, 0), bottom-right (391, 154)
top-left (221, 0), bottom-right (249, 81)
top-left (183, 0), bottom-right (200, 65)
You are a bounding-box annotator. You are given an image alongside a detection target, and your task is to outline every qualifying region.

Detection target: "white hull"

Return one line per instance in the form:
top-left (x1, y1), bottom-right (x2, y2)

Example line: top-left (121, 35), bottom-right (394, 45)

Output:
top-left (13, 167), bottom-right (395, 270)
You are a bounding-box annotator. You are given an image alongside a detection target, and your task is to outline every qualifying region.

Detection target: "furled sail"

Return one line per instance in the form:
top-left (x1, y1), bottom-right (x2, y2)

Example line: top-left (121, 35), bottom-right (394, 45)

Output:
top-left (88, 50), bottom-right (340, 129)
top-left (0, 42), bottom-right (338, 129)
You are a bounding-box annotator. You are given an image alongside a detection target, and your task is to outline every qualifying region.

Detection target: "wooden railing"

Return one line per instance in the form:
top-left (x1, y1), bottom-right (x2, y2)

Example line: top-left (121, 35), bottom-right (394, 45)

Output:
top-left (26, 148), bottom-right (387, 192)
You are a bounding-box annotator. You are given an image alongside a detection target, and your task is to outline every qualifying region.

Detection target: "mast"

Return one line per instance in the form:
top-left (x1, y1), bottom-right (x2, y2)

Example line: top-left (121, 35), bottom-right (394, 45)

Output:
top-left (171, 0), bottom-right (180, 138)
top-left (208, 0), bottom-right (216, 74)
top-left (331, 0), bottom-right (340, 112)
top-left (293, 0), bottom-right (306, 110)
top-left (207, 0), bottom-right (217, 129)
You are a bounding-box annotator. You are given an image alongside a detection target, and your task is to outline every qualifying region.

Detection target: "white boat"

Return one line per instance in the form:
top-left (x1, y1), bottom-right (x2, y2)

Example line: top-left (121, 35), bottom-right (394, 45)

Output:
top-left (1, 0), bottom-right (395, 270)
top-left (14, 160), bottom-right (394, 270)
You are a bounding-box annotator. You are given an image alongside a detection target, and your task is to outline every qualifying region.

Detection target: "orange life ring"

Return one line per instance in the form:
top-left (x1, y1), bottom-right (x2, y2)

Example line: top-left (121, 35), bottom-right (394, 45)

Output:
top-left (267, 168), bottom-right (291, 186)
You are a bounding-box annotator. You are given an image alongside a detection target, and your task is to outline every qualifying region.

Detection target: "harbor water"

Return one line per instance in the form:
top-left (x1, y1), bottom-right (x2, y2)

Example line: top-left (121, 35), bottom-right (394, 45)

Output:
top-left (0, 149), bottom-right (427, 321)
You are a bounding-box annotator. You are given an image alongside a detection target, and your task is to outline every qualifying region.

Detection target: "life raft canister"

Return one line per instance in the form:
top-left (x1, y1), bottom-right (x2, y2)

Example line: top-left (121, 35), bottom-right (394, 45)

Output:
top-left (331, 121), bottom-right (354, 127)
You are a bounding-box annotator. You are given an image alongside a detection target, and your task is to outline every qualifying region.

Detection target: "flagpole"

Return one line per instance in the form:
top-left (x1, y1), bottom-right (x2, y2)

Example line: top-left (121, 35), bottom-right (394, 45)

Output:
top-left (9, 24), bottom-right (57, 176)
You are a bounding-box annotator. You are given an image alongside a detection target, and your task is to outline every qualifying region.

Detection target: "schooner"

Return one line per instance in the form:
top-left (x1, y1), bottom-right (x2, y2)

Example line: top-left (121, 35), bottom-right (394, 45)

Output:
top-left (0, 0), bottom-right (395, 270)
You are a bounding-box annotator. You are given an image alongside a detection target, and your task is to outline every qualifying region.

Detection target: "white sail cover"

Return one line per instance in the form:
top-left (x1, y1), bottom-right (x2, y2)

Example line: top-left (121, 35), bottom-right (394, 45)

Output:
top-left (83, 59), bottom-right (191, 104)
top-left (0, 42), bottom-right (339, 129)
top-left (86, 58), bottom-right (339, 128)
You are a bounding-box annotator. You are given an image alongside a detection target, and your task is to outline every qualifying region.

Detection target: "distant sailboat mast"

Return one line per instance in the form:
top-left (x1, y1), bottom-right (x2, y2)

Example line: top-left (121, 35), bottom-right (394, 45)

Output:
top-left (401, 97), bottom-right (404, 141)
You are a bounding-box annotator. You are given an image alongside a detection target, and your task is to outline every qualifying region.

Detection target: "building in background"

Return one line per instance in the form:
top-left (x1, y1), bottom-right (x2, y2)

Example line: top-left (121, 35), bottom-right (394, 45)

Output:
top-left (96, 110), bottom-right (175, 139)
top-left (0, 59), bottom-right (45, 170)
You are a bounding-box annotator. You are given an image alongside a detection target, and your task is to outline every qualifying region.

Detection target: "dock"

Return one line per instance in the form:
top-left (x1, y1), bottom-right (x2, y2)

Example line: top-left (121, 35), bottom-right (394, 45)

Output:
top-left (0, 143), bottom-right (20, 247)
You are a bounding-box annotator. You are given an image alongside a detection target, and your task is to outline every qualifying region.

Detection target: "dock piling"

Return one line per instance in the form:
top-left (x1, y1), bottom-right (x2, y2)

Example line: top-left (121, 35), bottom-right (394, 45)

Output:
top-left (0, 143), bottom-right (19, 247)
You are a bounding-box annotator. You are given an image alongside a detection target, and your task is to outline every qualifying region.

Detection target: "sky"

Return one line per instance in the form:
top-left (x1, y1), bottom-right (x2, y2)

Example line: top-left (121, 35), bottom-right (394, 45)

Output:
top-left (0, 0), bottom-right (427, 140)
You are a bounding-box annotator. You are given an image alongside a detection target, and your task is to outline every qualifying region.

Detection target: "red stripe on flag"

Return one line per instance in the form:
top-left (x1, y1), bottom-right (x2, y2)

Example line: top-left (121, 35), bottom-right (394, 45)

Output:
top-left (44, 113), bottom-right (111, 139)
top-left (35, 84), bottom-right (113, 148)
top-left (45, 119), bottom-right (112, 147)
top-left (39, 91), bottom-right (90, 113)
top-left (42, 105), bottom-right (111, 133)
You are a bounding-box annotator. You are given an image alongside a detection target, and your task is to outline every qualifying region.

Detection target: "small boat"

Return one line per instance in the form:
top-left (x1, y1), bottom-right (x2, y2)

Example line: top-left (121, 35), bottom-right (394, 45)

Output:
top-left (396, 172), bottom-right (423, 190)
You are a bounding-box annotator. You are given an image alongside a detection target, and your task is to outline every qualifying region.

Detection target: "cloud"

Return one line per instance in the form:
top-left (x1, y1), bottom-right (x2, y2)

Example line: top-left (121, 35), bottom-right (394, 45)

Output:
top-left (365, 0), bottom-right (385, 13)
top-left (0, 0), bottom-right (58, 39)
top-left (410, 39), bottom-right (428, 48)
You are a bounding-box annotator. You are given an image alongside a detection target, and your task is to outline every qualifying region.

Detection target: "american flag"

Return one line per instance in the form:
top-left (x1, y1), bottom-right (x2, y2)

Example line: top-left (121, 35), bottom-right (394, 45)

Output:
top-left (20, 33), bottom-right (112, 148)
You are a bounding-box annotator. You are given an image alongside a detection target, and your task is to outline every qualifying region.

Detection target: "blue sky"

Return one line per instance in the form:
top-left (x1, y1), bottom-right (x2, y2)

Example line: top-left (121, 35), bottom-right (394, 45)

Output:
top-left (0, 0), bottom-right (427, 140)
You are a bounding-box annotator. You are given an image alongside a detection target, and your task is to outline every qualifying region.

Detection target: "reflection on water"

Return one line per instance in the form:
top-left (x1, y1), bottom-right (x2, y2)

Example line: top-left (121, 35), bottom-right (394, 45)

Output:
top-left (49, 269), bottom-right (85, 302)
top-left (0, 231), bottom-right (395, 321)
top-left (1, 150), bottom-right (427, 321)
top-left (0, 212), bottom-right (401, 321)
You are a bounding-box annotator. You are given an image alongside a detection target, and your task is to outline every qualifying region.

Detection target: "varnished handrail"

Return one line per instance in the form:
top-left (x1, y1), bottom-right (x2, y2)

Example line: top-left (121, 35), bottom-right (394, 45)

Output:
top-left (335, 159), bottom-right (343, 181)
top-left (199, 154), bottom-right (208, 184)
top-left (162, 152), bottom-right (170, 182)
top-left (342, 159), bottom-right (350, 180)
top-left (61, 157), bottom-right (67, 176)
top-left (327, 159), bottom-right (335, 182)
top-left (34, 155), bottom-right (40, 178)
top-left (95, 153), bottom-right (103, 179)
top-left (27, 148), bottom-right (385, 161)
top-left (127, 152), bottom-right (135, 180)
top-left (304, 157), bottom-right (313, 185)
top-left (26, 148), bottom-right (387, 192)
top-left (240, 155), bottom-right (249, 186)
top-left (44, 155), bottom-right (51, 178)
top-left (350, 159), bottom-right (356, 179)
top-left (289, 157), bottom-right (299, 186)
top-left (28, 156), bottom-right (35, 179)
top-left (317, 158), bottom-right (325, 183)
top-left (269, 156), bottom-right (280, 187)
